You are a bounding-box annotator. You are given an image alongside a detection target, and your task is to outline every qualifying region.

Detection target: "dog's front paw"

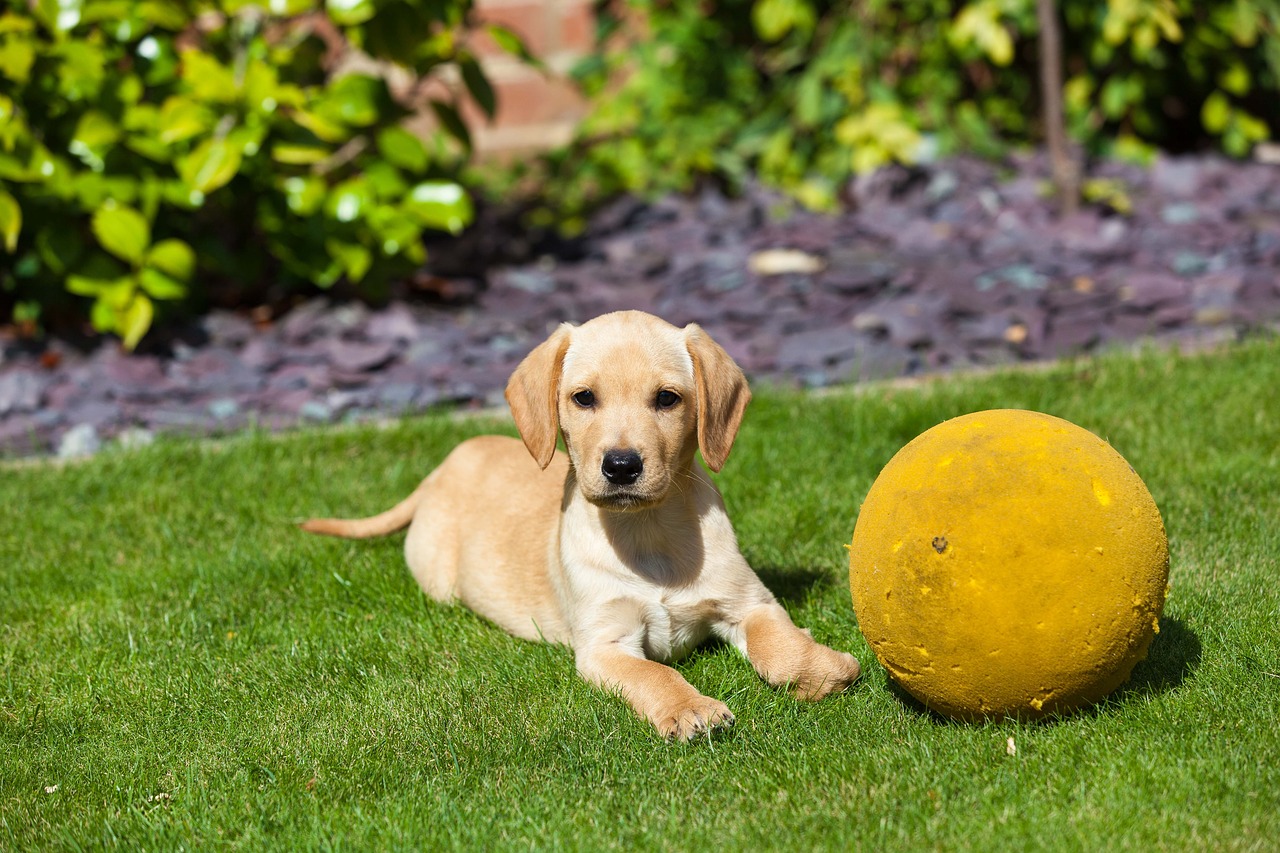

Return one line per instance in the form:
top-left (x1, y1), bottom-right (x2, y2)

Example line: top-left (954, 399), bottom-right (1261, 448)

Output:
top-left (653, 695), bottom-right (735, 742)
top-left (793, 648), bottom-right (862, 702)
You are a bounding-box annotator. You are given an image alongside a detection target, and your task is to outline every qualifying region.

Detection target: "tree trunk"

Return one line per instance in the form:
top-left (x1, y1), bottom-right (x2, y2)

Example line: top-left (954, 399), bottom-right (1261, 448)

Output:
top-left (1036, 0), bottom-right (1079, 216)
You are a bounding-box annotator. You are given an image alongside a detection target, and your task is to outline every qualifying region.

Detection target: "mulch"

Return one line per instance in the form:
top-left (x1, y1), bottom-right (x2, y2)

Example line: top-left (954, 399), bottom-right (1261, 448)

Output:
top-left (2, 151), bottom-right (1278, 459)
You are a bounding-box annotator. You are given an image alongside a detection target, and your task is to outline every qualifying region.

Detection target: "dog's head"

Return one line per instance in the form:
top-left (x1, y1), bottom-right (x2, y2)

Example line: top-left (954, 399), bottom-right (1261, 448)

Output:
top-left (505, 311), bottom-right (751, 511)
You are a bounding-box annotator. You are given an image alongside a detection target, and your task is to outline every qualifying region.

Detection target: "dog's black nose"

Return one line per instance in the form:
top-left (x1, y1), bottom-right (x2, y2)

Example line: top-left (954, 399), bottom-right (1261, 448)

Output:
top-left (601, 450), bottom-right (643, 486)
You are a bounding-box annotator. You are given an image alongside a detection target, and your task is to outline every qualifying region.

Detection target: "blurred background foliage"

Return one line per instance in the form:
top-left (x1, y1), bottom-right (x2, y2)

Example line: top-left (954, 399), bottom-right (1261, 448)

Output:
top-left (1, 0), bottom-right (1277, 345)
top-left (0, 0), bottom-right (523, 345)
top-left (532, 0), bottom-right (1278, 224)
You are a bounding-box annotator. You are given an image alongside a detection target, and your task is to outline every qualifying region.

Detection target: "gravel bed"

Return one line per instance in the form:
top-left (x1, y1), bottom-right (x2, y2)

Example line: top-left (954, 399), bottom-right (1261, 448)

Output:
top-left (2, 152), bottom-right (1279, 460)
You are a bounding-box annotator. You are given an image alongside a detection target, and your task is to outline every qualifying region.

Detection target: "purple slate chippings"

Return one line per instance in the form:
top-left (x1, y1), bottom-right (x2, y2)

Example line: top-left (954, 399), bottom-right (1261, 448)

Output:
top-left (3, 152), bottom-right (1280, 459)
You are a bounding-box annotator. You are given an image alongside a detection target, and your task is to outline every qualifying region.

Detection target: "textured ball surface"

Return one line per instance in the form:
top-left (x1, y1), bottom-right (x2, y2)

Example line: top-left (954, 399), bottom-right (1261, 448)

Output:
top-left (849, 409), bottom-right (1169, 720)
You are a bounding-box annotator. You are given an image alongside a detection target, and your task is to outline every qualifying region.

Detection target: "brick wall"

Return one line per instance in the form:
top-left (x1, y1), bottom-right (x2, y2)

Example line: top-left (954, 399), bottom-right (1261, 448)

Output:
top-left (467, 0), bottom-right (595, 156)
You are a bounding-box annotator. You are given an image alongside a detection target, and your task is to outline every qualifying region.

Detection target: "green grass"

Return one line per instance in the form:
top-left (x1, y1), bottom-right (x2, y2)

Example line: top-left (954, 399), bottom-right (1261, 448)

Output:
top-left (3, 339), bottom-right (1279, 851)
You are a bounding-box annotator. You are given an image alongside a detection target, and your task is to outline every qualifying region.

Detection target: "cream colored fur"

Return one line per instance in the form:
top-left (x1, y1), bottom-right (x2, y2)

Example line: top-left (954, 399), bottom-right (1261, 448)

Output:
top-left (302, 310), bottom-right (860, 740)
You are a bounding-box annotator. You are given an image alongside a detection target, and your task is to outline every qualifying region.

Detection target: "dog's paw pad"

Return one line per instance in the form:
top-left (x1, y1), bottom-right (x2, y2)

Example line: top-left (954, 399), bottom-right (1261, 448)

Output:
top-left (657, 697), bottom-right (734, 742)
top-left (793, 651), bottom-right (862, 701)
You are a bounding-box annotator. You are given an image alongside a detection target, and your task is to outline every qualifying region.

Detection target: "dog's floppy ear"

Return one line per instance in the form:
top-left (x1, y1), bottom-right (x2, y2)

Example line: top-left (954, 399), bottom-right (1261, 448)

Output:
top-left (685, 324), bottom-right (751, 473)
top-left (505, 324), bottom-right (572, 469)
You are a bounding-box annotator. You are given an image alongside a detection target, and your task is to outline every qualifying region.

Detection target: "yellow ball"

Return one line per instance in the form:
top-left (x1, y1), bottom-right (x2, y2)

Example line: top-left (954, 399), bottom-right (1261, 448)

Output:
top-left (849, 409), bottom-right (1169, 720)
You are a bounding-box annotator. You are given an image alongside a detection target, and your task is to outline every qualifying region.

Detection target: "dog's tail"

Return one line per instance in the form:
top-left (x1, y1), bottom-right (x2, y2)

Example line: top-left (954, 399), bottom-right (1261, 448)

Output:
top-left (299, 477), bottom-right (431, 539)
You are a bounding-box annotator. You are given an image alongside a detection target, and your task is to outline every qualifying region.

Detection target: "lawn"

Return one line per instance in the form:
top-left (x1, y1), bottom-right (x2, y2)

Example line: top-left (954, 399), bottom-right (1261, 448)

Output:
top-left (3, 339), bottom-right (1278, 850)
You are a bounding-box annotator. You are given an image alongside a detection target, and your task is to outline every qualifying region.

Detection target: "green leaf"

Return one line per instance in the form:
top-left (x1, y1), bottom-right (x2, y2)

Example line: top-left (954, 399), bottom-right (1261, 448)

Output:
top-left (158, 97), bottom-right (214, 144)
top-left (376, 126), bottom-right (429, 172)
top-left (429, 100), bottom-right (472, 152)
top-left (90, 296), bottom-right (116, 332)
top-left (326, 0), bottom-right (375, 26)
top-left (950, 0), bottom-right (1013, 65)
top-left (1201, 91), bottom-right (1231, 134)
top-left (1100, 77), bottom-right (1132, 120)
top-left (145, 238), bottom-right (195, 280)
top-left (271, 143), bottom-right (330, 165)
top-left (405, 181), bottom-right (473, 234)
top-left (281, 176), bottom-right (326, 216)
top-left (1220, 64), bottom-right (1251, 97)
top-left (458, 53), bottom-right (497, 120)
top-left (485, 24), bottom-right (546, 71)
top-left (74, 173), bottom-right (141, 209)
top-left (180, 50), bottom-right (238, 103)
top-left (69, 111), bottom-right (121, 170)
top-left (135, 1), bottom-right (188, 29)
top-left (138, 266), bottom-right (186, 300)
top-left (0, 39), bottom-right (36, 84)
top-left (362, 1), bottom-right (431, 67)
top-left (121, 291), bottom-right (154, 350)
top-left (52, 36), bottom-right (107, 100)
top-left (293, 110), bottom-right (349, 144)
top-left (242, 60), bottom-right (284, 116)
top-left (1221, 0), bottom-right (1260, 46)
top-left (752, 0), bottom-right (814, 42)
top-left (317, 74), bottom-right (389, 129)
top-left (66, 274), bottom-right (116, 296)
top-left (92, 205), bottom-right (151, 266)
top-left (325, 178), bottom-right (371, 223)
top-left (325, 239), bottom-right (372, 283)
top-left (1235, 110), bottom-right (1269, 143)
top-left (363, 162), bottom-right (407, 200)
top-left (179, 137), bottom-right (243, 194)
top-left (36, 227), bottom-right (85, 274)
top-left (0, 190), bottom-right (20, 253)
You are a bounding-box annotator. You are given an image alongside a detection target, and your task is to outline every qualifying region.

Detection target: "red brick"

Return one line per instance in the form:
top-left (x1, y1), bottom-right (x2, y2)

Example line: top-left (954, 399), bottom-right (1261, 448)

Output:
top-left (466, 66), bottom-right (587, 128)
top-left (472, 0), bottom-right (554, 58)
top-left (557, 0), bottom-right (596, 55)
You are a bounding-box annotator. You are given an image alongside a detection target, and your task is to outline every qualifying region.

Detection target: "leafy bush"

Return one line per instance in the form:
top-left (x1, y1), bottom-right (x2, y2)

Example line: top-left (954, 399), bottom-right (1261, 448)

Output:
top-left (0, 0), bottom-right (529, 347)
top-left (548, 0), bottom-right (1279, 216)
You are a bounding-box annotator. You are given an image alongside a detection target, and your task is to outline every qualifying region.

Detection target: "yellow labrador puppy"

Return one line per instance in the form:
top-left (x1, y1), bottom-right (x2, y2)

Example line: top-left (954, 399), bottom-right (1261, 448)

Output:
top-left (303, 310), bottom-right (860, 740)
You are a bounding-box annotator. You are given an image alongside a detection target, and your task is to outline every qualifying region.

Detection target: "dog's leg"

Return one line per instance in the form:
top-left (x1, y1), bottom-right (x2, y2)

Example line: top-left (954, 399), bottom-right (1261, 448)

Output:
top-left (740, 603), bottom-right (861, 700)
top-left (576, 603), bottom-right (734, 741)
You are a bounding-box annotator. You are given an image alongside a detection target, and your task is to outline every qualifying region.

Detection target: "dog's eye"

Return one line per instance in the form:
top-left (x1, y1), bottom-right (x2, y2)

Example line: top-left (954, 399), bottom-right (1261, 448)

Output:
top-left (572, 389), bottom-right (596, 408)
top-left (655, 390), bottom-right (681, 409)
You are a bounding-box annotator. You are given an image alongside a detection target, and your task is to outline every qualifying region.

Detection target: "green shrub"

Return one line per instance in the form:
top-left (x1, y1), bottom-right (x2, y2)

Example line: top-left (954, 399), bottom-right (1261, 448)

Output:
top-left (544, 0), bottom-right (1278, 217)
top-left (0, 0), bottom-right (531, 347)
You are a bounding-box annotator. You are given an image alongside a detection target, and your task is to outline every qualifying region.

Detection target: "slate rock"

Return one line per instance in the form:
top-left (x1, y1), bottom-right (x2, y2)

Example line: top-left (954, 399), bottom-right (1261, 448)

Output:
top-left (100, 353), bottom-right (173, 401)
top-left (376, 383), bottom-right (421, 411)
top-left (366, 303), bottom-right (421, 344)
top-left (1151, 156), bottom-right (1202, 198)
top-left (62, 400), bottom-right (122, 432)
top-left (169, 348), bottom-right (262, 395)
top-left (116, 428), bottom-right (155, 450)
top-left (0, 413), bottom-right (43, 454)
top-left (240, 337), bottom-right (285, 371)
top-left (208, 398), bottom-right (241, 420)
top-left (0, 369), bottom-right (42, 414)
top-left (280, 298), bottom-right (332, 343)
top-left (821, 249), bottom-right (897, 294)
top-left (1046, 308), bottom-right (1109, 354)
top-left (267, 364), bottom-right (331, 392)
top-left (202, 311), bottom-right (255, 347)
top-left (145, 406), bottom-right (213, 430)
top-left (325, 339), bottom-right (398, 373)
top-left (57, 423), bottom-right (102, 459)
top-left (1119, 273), bottom-right (1190, 308)
top-left (776, 326), bottom-right (859, 370)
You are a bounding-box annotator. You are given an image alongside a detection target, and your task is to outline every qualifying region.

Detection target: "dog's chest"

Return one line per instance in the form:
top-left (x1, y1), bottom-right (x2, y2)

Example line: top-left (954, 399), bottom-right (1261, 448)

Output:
top-left (640, 596), bottom-right (718, 662)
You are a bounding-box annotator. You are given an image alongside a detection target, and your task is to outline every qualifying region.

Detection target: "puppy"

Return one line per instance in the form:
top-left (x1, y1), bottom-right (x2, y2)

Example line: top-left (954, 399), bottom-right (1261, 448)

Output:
top-left (302, 311), bottom-right (860, 740)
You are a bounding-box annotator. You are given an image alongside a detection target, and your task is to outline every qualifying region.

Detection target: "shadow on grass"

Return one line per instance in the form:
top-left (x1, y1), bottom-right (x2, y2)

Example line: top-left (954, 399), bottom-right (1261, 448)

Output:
top-left (880, 615), bottom-right (1202, 725)
top-left (1118, 616), bottom-right (1202, 699)
top-left (754, 565), bottom-right (835, 606)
